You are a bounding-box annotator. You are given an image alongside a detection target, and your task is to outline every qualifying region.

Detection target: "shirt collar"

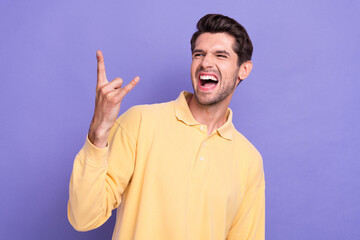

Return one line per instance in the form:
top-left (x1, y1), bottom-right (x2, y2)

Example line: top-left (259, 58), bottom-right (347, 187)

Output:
top-left (216, 109), bottom-right (234, 140)
top-left (174, 91), bottom-right (199, 126)
top-left (174, 91), bottom-right (234, 140)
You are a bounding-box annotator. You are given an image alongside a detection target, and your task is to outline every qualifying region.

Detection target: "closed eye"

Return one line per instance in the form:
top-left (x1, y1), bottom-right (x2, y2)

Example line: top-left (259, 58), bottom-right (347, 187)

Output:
top-left (193, 53), bottom-right (204, 58)
top-left (215, 50), bottom-right (230, 59)
top-left (193, 49), bottom-right (205, 58)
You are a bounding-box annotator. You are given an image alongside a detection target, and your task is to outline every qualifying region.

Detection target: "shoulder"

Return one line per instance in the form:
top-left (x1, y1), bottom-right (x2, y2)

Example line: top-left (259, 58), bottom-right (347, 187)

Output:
top-left (115, 100), bottom-right (175, 126)
top-left (130, 100), bottom-right (174, 114)
top-left (231, 129), bottom-right (264, 178)
top-left (232, 129), bottom-right (261, 158)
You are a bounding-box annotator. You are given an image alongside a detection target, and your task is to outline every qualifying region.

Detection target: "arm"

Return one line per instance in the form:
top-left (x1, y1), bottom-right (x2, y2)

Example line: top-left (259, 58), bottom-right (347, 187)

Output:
top-left (68, 118), bottom-right (138, 231)
top-left (227, 153), bottom-right (265, 240)
top-left (67, 50), bottom-right (139, 231)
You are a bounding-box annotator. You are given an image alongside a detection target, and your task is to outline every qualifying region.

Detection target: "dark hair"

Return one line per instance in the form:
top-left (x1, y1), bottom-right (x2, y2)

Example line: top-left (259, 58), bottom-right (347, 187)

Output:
top-left (190, 14), bottom-right (253, 66)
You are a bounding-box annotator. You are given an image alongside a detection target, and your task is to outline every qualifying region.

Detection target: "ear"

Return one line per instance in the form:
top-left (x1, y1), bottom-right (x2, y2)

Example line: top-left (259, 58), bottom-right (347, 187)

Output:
top-left (237, 60), bottom-right (253, 82)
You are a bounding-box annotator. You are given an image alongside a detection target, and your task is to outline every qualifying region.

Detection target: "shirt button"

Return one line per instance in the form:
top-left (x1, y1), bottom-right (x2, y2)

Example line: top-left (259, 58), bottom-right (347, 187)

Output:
top-left (200, 157), bottom-right (204, 161)
top-left (203, 142), bottom-right (206, 146)
top-left (200, 126), bottom-right (204, 131)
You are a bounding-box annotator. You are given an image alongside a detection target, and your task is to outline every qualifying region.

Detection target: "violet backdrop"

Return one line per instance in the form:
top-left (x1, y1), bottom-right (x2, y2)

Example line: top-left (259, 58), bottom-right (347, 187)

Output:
top-left (1, 0), bottom-right (359, 239)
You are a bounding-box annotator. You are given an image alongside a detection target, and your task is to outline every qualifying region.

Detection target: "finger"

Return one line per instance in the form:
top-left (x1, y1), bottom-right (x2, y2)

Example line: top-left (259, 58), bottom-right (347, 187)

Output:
top-left (96, 50), bottom-right (108, 86)
top-left (121, 76), bottom-right (140, 94)
top-left (114, 76), bottom-right (140, 102)
top-left (101, 77), bottom-right (124, 94)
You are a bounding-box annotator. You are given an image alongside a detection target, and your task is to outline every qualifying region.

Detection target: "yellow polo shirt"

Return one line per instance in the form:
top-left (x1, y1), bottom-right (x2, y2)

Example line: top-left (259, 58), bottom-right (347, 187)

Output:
top-left (68, 91), bottom-right (265, 240)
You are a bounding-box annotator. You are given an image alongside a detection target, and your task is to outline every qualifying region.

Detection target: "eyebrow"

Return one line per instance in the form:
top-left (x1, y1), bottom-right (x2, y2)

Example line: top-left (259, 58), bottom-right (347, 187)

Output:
top-left (192, 49), bottom-right (231, 56)
top-left (193, 49), bottom-right (204, 54)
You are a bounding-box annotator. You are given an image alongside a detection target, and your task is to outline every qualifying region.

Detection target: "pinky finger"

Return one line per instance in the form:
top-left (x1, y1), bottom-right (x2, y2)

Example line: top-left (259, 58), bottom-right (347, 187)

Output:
top-left (114, 76), bottom-right (140, 102)
top-left (122, 76), bottom-right (140, 95)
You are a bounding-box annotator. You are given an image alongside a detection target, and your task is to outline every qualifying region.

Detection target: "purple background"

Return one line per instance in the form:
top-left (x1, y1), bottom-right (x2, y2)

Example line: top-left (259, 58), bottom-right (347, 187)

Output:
top-left (1, 0), bottom-right (359, 239)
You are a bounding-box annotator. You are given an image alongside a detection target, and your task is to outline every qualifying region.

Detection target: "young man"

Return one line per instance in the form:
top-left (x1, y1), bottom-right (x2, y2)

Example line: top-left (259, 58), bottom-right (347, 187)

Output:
top-left (68, 14), bottom-right (265, 240)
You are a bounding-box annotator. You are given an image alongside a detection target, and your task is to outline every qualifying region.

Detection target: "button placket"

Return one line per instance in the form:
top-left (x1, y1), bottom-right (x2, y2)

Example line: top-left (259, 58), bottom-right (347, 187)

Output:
top-left (194, 137), bottom-right (209, 170)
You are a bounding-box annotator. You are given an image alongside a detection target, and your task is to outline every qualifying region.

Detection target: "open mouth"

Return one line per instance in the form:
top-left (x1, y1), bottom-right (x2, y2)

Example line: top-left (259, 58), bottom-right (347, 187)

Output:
top-left (199, 74), bottom-right (219, 89)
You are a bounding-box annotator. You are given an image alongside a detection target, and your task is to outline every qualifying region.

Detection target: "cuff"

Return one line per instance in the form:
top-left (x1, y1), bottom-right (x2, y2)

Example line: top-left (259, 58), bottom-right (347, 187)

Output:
top-left (80, 135), bottom-right (109, 167)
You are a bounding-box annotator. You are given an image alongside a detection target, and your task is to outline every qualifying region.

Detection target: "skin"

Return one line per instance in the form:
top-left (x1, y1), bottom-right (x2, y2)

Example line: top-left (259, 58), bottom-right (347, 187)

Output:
top-left (189, 32), bottom-right (253, 135)
top-left (88, 50), bottom-right (139, 147)
top-left (88, 32), bottom-right (253, 146)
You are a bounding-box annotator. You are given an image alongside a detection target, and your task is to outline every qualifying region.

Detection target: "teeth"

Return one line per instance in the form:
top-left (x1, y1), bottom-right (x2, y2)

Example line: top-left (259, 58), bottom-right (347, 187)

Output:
top-left (200, 75), bottom-right (217, 81)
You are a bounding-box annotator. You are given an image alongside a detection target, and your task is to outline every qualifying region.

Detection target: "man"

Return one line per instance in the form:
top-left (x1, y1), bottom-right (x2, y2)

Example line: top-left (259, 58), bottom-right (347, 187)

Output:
top-left (68, 14), bottom-right (265, 240)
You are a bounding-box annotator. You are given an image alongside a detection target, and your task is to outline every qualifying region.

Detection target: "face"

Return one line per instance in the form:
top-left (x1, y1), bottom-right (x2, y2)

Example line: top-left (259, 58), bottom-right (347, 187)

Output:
top-left (190, 32), bottom-right (241, 106)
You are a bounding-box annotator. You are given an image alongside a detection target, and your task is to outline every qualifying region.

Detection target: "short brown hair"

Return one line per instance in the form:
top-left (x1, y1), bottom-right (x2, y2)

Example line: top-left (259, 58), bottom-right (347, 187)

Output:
top-left (191, 14), bottom-right (253, 66)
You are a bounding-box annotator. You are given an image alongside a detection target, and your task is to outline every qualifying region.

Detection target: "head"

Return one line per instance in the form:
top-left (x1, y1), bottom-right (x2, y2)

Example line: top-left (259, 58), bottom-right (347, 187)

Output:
top-left (191, 14), bottom-right (253, 67)
top-left (190, 14), bottom-right (253, 107)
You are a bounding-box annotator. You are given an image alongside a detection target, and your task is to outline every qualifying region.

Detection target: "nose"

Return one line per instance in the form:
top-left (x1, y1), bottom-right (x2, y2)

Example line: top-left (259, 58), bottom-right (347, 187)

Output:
top-left (200, 53), bottom-right (214, 69)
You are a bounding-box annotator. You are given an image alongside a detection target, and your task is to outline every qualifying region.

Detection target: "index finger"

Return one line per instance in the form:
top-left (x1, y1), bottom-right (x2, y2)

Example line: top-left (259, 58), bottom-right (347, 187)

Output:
top-left (96, 50), bottom-right (108, 86)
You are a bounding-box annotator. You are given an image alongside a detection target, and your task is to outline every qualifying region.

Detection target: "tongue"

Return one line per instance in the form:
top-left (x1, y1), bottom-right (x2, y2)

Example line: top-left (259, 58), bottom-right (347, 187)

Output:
top-left (203, 81), bottom-right (217, 88)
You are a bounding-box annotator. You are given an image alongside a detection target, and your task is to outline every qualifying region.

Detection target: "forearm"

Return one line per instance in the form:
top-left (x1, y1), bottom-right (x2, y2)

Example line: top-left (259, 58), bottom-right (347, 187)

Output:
top-left (67, 137), bottom-right (114, 231)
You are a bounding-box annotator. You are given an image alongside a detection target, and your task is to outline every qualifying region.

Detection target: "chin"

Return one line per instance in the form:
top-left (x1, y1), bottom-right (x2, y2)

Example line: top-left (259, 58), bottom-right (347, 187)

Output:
top-left (194, 93), bottom-right (219, 106)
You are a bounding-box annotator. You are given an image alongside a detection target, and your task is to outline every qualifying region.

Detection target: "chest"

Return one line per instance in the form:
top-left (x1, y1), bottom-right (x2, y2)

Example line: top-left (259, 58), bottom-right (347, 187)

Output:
top-left (136, 121), bottom-right (247, 209)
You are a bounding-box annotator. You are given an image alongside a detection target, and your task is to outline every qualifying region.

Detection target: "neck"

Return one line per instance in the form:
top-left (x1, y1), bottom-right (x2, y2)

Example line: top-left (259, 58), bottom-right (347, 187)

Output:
top-left (187, 94), bottom-right (230, 135)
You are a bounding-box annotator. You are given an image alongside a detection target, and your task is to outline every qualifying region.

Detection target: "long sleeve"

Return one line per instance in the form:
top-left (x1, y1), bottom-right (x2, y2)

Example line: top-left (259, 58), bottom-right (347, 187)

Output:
top-left (67, 108), bottom-right (140, 231)
top-left (227, 153), bottom-right (265, 240)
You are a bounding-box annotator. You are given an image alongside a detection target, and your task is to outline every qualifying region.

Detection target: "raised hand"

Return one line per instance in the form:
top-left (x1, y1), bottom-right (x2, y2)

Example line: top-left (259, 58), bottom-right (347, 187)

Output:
top-left (88, 50), bottom-right (139, 147)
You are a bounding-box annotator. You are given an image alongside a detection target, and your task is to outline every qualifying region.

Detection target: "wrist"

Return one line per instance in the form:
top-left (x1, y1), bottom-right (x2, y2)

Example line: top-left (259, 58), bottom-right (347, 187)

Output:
top-left (88, 125), bottom-right (110, 148)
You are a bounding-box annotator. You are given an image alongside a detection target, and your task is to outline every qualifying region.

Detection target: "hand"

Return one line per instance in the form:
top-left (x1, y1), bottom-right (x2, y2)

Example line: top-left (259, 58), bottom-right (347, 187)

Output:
top-left (88, 50), bottom-right (139, 147)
